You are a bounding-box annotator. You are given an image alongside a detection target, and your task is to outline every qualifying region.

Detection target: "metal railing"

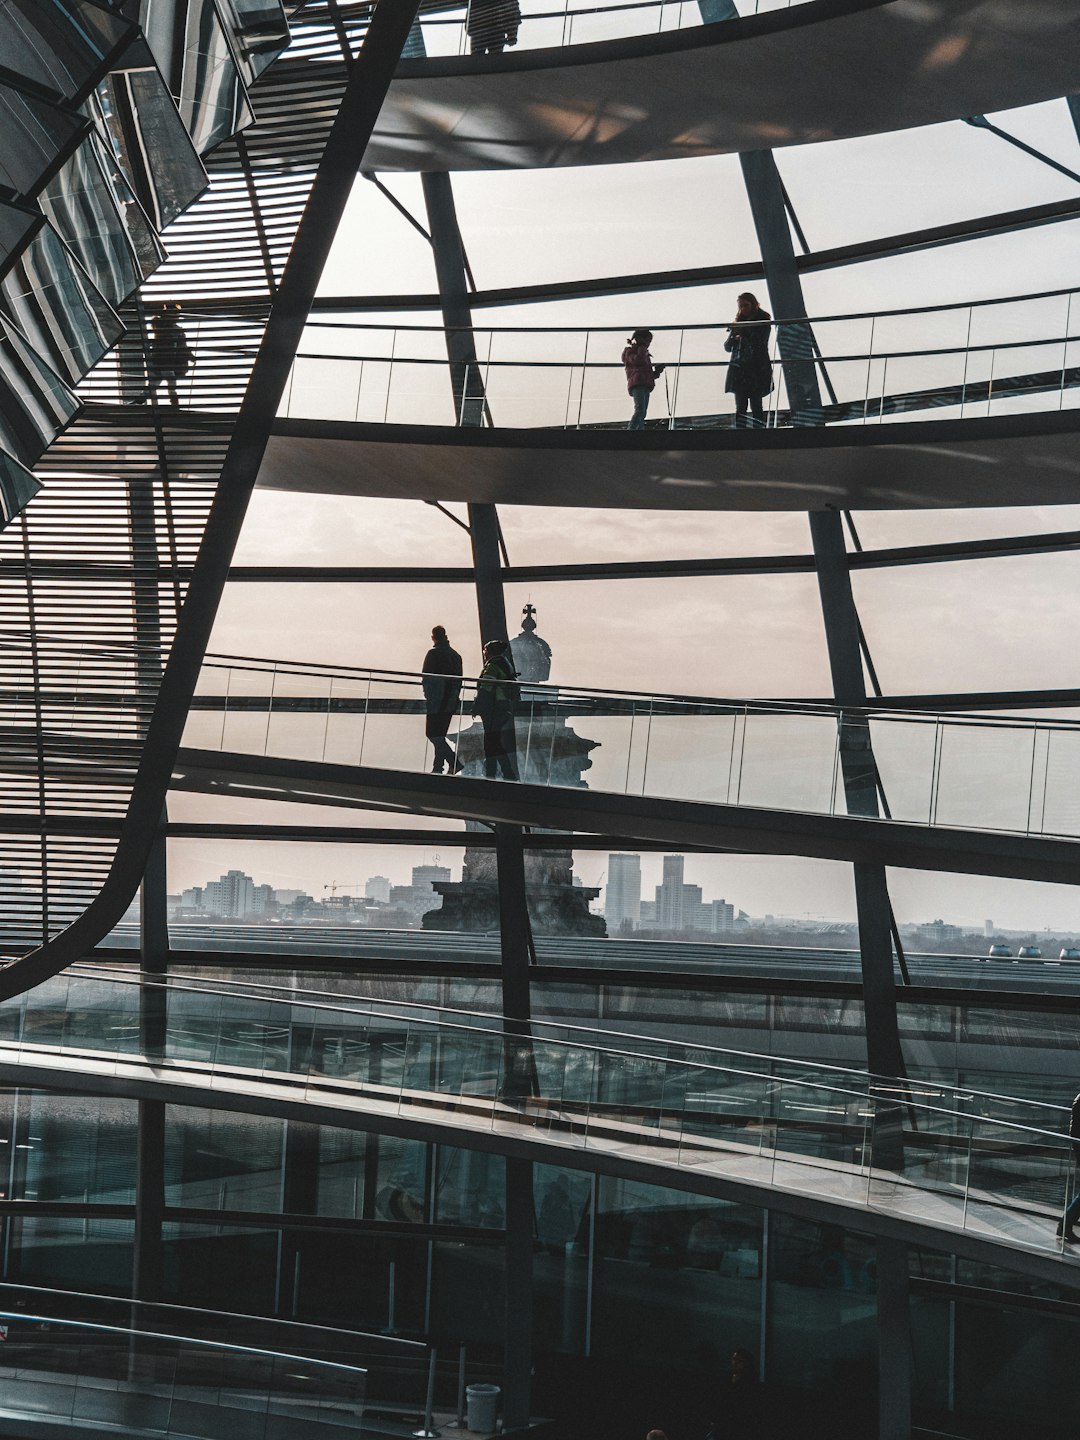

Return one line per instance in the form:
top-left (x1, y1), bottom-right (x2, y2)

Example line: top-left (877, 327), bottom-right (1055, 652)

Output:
top-left (283, 287), bottom-right (1080, 430)
top-left (0, 967), bottom-right (1074, 1258)
top-left (290, 0), bottom-right (807, 61)
top-left (184, 653), bottom-right (1080, 844)
top-left (0, 1300), bottom-right (367, 1440)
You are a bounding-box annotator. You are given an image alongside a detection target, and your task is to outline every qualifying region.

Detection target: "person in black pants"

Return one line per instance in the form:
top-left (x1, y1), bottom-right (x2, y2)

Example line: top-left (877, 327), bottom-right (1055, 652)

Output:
top-left (421, 625), bottom-right (463, 773)
top-left (724, 292), bottom-right (773, 428)
top-left (473, 640), bottom-right (518, 780)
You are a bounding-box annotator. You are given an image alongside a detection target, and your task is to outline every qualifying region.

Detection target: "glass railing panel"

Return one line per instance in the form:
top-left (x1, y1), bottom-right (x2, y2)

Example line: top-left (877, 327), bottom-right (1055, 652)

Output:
top-left (263, 669), bottom-right (334, 764)
top-left (322, 675), bottom-right (372, 767)
top-left (1038, 725), bottom-right (1080, 838)
top-left (931, 721), bottom-right (1038, 834)
top-left (354, 676), bottom-right (425, 772)
top-left (961, 1118), bottom-right (1070, 1252)
top-left (735, 709), bottom-right (840, 815)
top-left (867, 715), bottom-right (938, 825)
top-left (638, 701), bottom-right (744, 806)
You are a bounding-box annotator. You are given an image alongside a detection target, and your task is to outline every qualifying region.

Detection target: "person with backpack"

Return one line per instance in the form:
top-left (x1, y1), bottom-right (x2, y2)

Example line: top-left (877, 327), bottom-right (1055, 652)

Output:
top-left (130, 303), bottom-right (193, 406)
top-left (473, 640), bottom-right (519, 780)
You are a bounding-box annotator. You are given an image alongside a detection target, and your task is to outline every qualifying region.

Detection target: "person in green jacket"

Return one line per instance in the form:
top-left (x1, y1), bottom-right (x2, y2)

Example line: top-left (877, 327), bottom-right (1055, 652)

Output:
top-left (473, 640), bottom-right (519, 780)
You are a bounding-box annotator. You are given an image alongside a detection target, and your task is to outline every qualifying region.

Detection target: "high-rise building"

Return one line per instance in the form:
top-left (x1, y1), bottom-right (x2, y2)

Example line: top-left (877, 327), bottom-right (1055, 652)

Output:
top-left (365, 875), bottom-right (391, 903)
top-left (203, 870), bottom-right (255, 919)
top-left (605, 854), bottom-right (641, 931)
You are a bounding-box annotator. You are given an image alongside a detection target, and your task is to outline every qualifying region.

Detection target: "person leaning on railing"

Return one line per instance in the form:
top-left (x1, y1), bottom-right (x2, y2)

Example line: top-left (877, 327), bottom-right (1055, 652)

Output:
top-left (1059, 1090), bottom-right (1080, 1244)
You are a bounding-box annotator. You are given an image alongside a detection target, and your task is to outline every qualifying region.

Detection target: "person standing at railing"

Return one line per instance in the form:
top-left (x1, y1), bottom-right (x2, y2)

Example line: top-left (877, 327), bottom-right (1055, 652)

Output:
top-left (422, 625), bottom-right (464, 774)
top-left (725, 293), bottom-right (773, 428)
top-left (127, 303), bottom-right (193, 407)
top-left (623, 328), bottom-right (665, 430)
top-left (473, 640), bottom-right (519, 780)
top-left (1059, 1089), bottom-right (1080, 1243)
top-left (466, 0), bottom-right (520, 54)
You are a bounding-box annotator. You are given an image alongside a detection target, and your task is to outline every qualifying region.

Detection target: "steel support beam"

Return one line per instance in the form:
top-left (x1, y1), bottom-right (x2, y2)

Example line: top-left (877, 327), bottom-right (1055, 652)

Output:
top-left (134, 812), bottom-right (167, 1307)
top-left (422, 167), bottom-right (531, 1425)
top-left (733, 84), bottom-right (911, 1438)
top-left (421, 170), bottom-right (508, 644)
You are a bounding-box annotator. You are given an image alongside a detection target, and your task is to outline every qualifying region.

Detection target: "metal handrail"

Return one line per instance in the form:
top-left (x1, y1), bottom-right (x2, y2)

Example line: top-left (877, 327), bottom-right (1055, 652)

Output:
top-left (59, 963), bottom-right (1072, 1124)
top-left (301, 283), bottom-right (1080, 335)
top-left (193, 654), bottom-right (1080, 736)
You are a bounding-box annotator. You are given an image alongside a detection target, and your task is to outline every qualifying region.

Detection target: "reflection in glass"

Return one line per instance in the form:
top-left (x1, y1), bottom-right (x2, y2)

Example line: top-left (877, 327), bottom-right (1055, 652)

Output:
top-left (0, 81), bottom-right (84, 200)
top-left (0, 0), bottom-right (132, 101)
top-left (1, 220), bottom-right (123, 386)
top-left (140, 0), bottom-right (253, 155)
top-left (95, 63), bottom-right (207, 230)
top-left (39, 131), bottom-right (164, 308)
top-left (0, 311), bottom-right (78, 466)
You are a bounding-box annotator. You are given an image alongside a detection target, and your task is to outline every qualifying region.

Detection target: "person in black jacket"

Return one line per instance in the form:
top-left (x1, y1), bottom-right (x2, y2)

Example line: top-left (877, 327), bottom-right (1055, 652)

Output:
top-left (466, 0), bottom-right (520, 54)
top-left (724, 293), bottom-right (773, 428)
top-left (1058, 1090), bottom-right (1080, 1243)
top-left (422, 626), bottom-right (463, 774)
top-left (473, 640), bottom-right (518, 780)
top-left (130, 303), bottom-right (193, 406)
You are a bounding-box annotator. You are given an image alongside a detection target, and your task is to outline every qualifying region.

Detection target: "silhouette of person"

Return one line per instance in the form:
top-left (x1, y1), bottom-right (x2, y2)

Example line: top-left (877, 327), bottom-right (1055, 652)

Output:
top-left (466, 0), bottom-right (520, 54)
top-left (538, 1175), bottom-right (576, 1252)
top-left (422, 625), bottom-right (463, 774)
top-left (1058, 1089), bottom-right (1080, 1243)
top-left (622, 328), bottom-right (665, 430)
top-left (130, 303), bottom-right (193, 406)
top-left (705, 1348), bottom-right (762, 1440)
top-left (473, 639), bottom-right (518, 780)
top-left (725, 292), bottom-right (772, 428)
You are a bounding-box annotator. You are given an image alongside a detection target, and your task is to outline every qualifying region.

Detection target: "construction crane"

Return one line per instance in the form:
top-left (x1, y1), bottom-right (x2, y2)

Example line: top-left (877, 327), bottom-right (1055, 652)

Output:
top-left (323, 881), bottom-right (367, 900)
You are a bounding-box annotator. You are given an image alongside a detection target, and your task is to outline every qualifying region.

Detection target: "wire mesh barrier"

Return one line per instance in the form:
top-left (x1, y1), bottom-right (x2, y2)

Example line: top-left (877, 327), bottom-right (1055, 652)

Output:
top-left (0, 967), bottom-right (1074, 1260)
top-left (183, 655), bottom-right (1080, 843)
top-left (281, 289), bottom-right (1080, 430)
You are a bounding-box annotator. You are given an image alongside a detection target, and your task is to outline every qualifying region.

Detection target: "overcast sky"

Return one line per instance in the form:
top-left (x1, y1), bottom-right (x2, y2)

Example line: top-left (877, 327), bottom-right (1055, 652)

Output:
top-left (168, 90), bottom-right (1080, 932)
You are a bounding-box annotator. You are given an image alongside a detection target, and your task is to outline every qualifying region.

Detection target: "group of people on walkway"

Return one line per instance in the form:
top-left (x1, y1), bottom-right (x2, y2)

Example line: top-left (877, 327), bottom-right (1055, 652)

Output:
top-left (421, 626), bottom-right (519, 779)
top-left (622, 293), bottom-right (773, 430)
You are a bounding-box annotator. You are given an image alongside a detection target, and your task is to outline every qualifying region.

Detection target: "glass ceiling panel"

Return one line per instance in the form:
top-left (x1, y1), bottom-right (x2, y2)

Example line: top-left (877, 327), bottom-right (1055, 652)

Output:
top-left (0, 81), bottom-right (84, 201)
top-left (39, 130), bottom-right (163, 308)
top-left (0, 0), bottom-right (131, 102)
top-left (140, 0), bottom-right (253, 155)
top-left (95, 61), bottom-right (207, 229)
top-left (0, 310), bottom-right (78, 464)
top-left (1, 219), bottom-right (123, 386)
top-left (0, 439), bottom-right (40, 529)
